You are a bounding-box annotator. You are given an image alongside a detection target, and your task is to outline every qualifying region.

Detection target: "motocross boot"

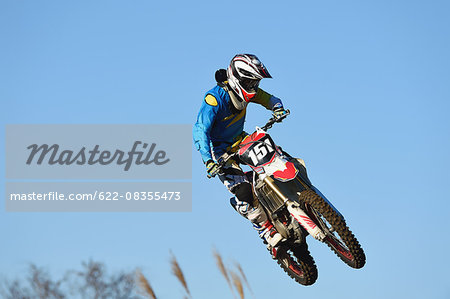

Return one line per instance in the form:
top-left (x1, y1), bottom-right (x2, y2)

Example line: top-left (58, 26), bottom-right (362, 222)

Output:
top-left (253, 219), bottom-right (283, 248)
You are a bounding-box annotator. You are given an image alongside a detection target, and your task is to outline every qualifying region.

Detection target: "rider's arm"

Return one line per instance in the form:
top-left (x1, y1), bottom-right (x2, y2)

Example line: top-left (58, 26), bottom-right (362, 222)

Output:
top-left (193, 94), bottom-right (219, 163)
top-left (252, 88), bottom-right (284, 111)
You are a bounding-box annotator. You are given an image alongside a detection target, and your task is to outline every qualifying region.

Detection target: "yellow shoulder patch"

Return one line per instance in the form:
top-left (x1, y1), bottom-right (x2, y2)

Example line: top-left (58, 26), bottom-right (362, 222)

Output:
top-left (205, 94), bottom-right (218, 107)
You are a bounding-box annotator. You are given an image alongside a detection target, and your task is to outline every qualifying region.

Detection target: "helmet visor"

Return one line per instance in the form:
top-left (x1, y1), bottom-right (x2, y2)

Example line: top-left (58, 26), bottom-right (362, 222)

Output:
top-left (240, 78), bottom-right (260, 93)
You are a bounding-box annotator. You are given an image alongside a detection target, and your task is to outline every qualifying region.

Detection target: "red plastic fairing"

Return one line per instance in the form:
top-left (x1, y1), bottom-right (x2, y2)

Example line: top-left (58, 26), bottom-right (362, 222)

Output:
top-left (273, 161), bottom-right (298, 182)
top-left (238, 131), bottom-right (266, 155)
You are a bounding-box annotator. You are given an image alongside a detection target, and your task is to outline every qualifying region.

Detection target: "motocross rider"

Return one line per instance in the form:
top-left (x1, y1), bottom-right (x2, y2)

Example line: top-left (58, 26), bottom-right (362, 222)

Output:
top-left (193, 54), bottom-right (288, 254)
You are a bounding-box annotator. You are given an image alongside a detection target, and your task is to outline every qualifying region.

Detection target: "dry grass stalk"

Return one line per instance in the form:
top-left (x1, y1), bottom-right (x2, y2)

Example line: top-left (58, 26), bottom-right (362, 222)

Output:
top-left (170, 252), bottom-right (191, 298)
top-left (230, 270), bottom-right (245, 299)
top-left (213, 248), bottom-right (236, 298)
top-left (234, 262), bottom-right (254, 296)
top-left (136, 269), bottom-right (157, 299)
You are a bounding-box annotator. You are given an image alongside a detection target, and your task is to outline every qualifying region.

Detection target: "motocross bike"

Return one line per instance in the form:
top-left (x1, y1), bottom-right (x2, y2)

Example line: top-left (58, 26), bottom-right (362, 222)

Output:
top-left (216, 111), bottom-right (366, 286)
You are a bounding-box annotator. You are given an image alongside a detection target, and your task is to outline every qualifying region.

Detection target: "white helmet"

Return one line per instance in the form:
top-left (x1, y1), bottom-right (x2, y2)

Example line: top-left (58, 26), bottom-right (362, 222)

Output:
top-left (226, 54), bottom-right (272, 110)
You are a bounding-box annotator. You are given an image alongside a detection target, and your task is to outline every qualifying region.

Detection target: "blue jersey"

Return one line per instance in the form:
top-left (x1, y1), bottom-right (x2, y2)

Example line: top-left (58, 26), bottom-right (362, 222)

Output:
top-left (193, 85), bottom-right (283, 163)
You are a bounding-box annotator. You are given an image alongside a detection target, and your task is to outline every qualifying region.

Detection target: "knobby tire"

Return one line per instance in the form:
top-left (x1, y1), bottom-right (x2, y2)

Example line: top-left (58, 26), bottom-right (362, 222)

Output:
top-left (275, 243), bottom-right (318, 286)
top-left (299, 189), bottom-right (366, 269)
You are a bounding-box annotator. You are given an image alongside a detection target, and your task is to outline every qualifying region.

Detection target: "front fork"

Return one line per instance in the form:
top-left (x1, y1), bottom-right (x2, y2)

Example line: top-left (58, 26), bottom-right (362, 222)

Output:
top-left (263, 176), bottom-right (326, 241)
top-left (286, 202), bottom-right (326, 241)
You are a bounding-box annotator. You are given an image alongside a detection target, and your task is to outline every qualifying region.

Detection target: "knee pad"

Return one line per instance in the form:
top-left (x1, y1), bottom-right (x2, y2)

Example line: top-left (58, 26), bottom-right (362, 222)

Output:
top-left (229, 182), bottom-right (256, 218)
top-left (230, 196), bottom-right (268, 224)
top-left (230, 197), bottom-right (251, 218)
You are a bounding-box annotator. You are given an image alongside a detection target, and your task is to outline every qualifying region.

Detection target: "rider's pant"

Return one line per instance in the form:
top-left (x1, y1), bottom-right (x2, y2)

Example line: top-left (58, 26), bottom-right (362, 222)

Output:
top-left (218, 162), bottom-right (268, 225)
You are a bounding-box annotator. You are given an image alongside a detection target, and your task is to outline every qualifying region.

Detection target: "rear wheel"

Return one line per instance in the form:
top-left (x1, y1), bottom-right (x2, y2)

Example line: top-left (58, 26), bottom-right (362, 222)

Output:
top-left (299, 189), bottom-right (366, 269)
top-left (275, 243), bottom-right (318, 286)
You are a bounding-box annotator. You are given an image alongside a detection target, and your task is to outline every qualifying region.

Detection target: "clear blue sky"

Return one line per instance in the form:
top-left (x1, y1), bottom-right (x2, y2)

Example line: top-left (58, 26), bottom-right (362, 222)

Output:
top-left (1, 1), bottom-right (449, 298)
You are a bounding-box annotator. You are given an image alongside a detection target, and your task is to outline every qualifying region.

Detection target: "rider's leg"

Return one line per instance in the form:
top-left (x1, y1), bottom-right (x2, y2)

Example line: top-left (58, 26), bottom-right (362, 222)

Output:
top-left (230, 192), bottom-right (282, 248)
top-left (218, 164), bottom-right (282, 247)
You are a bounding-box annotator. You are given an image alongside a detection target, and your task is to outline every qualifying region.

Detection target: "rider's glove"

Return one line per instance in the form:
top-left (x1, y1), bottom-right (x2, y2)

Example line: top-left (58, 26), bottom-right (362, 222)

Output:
top-left (273, 107), bottom-right (288, 122)
top-left (205, 160), bottom-right (220, 178)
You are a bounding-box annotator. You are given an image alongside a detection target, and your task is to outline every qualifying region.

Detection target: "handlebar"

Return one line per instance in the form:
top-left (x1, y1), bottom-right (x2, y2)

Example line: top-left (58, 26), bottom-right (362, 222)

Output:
top-left (261, 109), bottom-right (290, 131)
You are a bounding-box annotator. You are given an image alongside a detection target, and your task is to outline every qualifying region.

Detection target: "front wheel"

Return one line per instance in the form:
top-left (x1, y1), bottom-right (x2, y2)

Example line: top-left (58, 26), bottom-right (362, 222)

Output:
top-left (275, 243), bottom-right (318, 286)
top-left (299, 189), bottom-right (366, 269)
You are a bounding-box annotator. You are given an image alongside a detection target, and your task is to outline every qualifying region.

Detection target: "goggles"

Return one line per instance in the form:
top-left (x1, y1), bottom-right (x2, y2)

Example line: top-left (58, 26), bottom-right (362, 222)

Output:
top-left (240, 78), bottom-right (260, 93)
